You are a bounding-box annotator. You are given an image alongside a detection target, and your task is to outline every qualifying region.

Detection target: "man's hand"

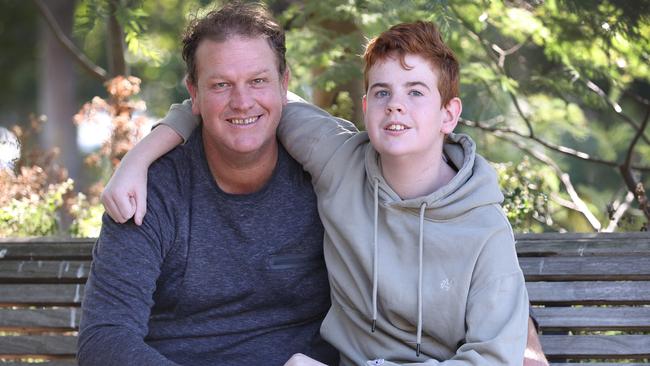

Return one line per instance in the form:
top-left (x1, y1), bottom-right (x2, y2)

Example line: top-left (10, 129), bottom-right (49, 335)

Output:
top-left (101, 158), bottom-right (148, 225)
top-left (524, 317), bottom-right (549, 366)
top-left (283, 353), bottom-right (328, 366)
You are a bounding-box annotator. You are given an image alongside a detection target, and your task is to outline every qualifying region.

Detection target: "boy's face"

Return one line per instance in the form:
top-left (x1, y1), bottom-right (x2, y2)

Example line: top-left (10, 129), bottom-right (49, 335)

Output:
top-left (363, 53), bottom-right (460, 160)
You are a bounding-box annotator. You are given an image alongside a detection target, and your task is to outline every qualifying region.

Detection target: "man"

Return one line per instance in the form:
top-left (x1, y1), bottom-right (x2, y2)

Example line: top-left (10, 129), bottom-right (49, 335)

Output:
top-left (77, 3), bottom-right (337, 365)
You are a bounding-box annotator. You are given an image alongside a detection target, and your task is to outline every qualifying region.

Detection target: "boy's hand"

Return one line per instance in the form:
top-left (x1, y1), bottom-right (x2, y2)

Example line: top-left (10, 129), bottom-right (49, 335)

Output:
top-left (101, 161), bottom-right (148, 226)
top-left (283, 353), bottom-right (327, 366)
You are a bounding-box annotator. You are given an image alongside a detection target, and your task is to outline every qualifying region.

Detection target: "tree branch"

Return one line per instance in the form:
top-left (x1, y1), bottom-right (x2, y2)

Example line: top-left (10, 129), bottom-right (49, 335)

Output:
top-left (459, 117), bottom-right (650, 172)
top-left (486, 129), bottom-right (602, 231)
top-left (577, 77), bottom-right (650, 145)
top-left (604, 191), bottom-right (635, 232)
top-left (34, 0), bottom-right (107, 82)
top-left (619, 106), bottom-right (650, 223)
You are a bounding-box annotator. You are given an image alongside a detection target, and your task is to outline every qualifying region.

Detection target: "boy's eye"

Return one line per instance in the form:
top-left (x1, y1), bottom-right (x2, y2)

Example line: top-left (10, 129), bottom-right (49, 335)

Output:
top-left (375, 90), bottom-right (390, 98)
top-left (409, 90), bottom-right (424, 96)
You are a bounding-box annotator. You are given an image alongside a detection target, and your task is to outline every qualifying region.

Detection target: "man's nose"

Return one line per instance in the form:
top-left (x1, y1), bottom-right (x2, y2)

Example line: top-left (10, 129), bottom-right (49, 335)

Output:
top-left (229, 85), bottom-right (254, 111)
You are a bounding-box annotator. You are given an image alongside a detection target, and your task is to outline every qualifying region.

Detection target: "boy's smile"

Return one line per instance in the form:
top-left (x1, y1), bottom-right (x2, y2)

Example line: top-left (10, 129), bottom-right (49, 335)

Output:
top-left (363, 53), bottom-right (460, 162)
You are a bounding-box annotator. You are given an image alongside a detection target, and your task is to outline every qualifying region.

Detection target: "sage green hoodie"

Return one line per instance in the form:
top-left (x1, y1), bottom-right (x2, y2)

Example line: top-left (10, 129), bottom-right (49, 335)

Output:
top-left (160, 98), bottom-right (529, 366)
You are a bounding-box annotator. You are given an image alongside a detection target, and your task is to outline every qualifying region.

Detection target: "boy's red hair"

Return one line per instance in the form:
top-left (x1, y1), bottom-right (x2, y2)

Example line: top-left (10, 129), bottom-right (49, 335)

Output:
top-left (363, 21), bottom-right (459, 107)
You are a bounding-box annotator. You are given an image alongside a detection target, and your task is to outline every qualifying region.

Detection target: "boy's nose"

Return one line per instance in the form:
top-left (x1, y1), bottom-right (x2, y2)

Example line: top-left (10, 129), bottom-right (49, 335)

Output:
top-left (386, 99), bottom-right (405, 114)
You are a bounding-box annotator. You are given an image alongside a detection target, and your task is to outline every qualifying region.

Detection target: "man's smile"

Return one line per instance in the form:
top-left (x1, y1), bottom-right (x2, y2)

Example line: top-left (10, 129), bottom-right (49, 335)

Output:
top-left (227, 115), bottom-right (261, 125)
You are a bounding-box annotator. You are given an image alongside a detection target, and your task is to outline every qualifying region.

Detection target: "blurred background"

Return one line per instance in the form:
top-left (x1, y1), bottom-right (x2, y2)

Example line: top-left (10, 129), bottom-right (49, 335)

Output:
top-left (0, 0), bottom-right (648, 237)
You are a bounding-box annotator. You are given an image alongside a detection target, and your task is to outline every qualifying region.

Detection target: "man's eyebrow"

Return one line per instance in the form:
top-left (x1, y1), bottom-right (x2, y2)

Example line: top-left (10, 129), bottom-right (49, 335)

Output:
top-left (205, 68), bottom-right (273, 80)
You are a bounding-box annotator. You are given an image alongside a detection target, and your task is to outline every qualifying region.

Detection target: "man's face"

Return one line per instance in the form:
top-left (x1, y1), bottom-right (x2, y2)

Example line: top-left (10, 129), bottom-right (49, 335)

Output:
top-left (363, 53), bottom-right (460, 160)
top-left (187, 35), bottom-right (289, 160)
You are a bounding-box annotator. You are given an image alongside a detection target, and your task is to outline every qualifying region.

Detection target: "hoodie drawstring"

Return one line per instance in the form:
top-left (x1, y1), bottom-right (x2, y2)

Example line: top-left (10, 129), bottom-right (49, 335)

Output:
top-left (369, 179), bottom-right (426, 358)
top-left (371, 178), bottom-right (379, 333)
top-left (416, 202), bottom-right (427, 357)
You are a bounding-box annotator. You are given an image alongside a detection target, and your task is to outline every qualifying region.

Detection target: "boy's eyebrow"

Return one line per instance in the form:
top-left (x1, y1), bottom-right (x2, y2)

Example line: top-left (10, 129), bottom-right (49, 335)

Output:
top-left (405, 81), bottom-right (431, 90)
top-left (368, 82), bottom-right (390, 90)
top-left (368, 81), bottom-right (432, 90)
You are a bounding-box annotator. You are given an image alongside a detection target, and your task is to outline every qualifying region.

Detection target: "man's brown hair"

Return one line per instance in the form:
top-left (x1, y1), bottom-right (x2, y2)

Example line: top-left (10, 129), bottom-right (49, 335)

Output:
top-left (363, 21), bottom-right (459, 106)
top-left (182, 2), bottom-right (286, 85)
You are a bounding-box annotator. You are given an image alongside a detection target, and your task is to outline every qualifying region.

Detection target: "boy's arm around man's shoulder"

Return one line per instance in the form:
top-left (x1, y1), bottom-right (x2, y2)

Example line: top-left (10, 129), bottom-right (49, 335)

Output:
top-left (278, 94), bottom-right (359, 185)
top-left (78, 163), bottom-right (182, 366)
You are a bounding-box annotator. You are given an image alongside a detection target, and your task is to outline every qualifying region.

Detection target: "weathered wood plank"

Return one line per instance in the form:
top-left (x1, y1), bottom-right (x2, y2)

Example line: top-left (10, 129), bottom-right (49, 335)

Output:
top-left (520, 257), bottom-right (650, 281)
top-left (550, 364), bottom-right (650, 366)
top-left (527, 281), bottom-right (650, 305)
top-left (0, 335), bottom-right (77, 355)
top-left (516, 232), bottom-right (650, 242)
top-left (540, 334), bottom-right (650, 359)
top-left (0, 361), bottom-right (77, 366)
top-left (0, 237), bottom-right (95, 244)
top-left (0, 285), bottom-right (84, 306)
top-left (516, 240), bottom-right (650, 257)
top-left (0, 308), bottom-right (80, 330)
top-left (0, 243), bottom-right (93, 261)
top-left (533, 306), bottom-right (650, 331)
top-left (0, 261), bottom-right (90, 283)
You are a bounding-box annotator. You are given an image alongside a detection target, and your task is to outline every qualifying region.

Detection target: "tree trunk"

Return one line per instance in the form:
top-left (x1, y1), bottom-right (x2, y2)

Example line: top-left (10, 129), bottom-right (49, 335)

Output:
top-left (107, 0), bottom-right (127, 77)
top-left (38, 0), bottom-right (79, 183)
top-left (312, 18), bottom-right (365, 126)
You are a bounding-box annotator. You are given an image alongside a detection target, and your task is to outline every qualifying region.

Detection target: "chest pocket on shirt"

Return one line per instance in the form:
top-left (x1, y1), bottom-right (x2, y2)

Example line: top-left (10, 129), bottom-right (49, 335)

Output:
top-left (268, 253), bottom-right (323, 271)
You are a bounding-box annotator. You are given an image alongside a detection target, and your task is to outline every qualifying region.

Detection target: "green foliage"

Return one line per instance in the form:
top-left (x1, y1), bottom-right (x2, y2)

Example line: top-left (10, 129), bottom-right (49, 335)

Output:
top-left (0, 179), bottom-right (73, 237)
top-left (69, 193), bottom-right (104, 238)
top-left (3, 0), bottom-right (648, 233)
top-left (493, 157), bottom-right (554, 232)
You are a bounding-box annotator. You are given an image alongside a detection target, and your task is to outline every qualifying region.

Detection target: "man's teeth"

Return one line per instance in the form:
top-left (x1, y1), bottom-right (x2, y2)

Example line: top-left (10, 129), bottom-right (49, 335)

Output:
top-left (229, 116), bottom-right (257, 125)
top-left (386, 124), bottom-right (407, 131)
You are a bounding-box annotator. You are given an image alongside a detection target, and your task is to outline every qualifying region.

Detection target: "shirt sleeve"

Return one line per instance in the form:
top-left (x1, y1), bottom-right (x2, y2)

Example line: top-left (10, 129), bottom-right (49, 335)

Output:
top-left (154, 99), bottom-right (200, 144)
top-left (277, 99), bottom-right (359, 185)
top-left (77, 195), bottom-right (180, 365)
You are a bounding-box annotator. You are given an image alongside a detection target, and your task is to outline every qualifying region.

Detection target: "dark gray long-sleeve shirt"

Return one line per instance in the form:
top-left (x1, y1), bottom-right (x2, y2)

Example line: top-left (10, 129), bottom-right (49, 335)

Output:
top-left (78, 128), bottom-right (337, 365)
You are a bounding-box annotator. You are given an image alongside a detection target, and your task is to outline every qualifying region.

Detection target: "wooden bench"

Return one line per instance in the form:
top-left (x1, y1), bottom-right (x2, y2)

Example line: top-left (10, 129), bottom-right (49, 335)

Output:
top-left (1, 233), bottom-right (649, 365)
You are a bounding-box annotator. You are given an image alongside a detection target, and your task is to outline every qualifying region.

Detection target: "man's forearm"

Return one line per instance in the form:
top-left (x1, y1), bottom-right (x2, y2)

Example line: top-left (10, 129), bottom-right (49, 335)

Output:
top-left (77, 326), bottom-right (180, 366)
top-left (524, 317), bottom-right (549, 366)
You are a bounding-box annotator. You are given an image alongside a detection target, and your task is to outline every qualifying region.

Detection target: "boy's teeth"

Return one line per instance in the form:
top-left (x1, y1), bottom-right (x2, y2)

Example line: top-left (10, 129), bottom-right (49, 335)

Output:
top-left (387, 124), bottom-right (406, 131)
top-left (229, 116), bottom-right (257, 125)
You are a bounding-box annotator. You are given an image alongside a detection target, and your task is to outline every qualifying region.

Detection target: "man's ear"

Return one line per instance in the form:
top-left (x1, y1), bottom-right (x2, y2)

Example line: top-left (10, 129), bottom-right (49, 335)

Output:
top-left (185, 76), bottom-right (200, 115)
top-left (441, 97), bottom-right (462, 134)
top-left (281, 68), bottom-right (291, 105)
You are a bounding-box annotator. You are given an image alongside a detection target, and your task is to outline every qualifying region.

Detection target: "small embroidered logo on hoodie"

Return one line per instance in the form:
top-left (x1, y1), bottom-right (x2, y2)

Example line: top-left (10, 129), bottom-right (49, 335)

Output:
top-left (440, 278), bottom-right (453, 291)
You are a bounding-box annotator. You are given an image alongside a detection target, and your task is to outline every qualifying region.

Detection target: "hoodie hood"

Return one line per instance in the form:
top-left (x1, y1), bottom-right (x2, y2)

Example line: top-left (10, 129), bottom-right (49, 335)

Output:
top-left (364, 132), bottom-right (504, 219)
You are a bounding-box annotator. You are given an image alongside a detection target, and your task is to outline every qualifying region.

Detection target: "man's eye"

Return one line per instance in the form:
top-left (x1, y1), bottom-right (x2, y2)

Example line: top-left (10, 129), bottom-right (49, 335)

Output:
top-left (213, 82), bottom-right (229, 89)
top-left (252, 78), bottom-right (266, 85)
top-left (375, 90), bottom-right (389, 98)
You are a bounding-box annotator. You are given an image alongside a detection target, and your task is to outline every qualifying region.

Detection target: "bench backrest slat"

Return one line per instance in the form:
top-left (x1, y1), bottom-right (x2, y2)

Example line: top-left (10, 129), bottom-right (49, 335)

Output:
top-left (534, 306), bottom-right (650, 331)
top-left (540, 334), bottom-right (650, 359)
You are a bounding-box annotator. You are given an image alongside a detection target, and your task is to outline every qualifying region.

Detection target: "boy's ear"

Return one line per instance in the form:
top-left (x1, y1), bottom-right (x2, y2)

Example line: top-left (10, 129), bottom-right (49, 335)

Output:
top-left (362, 94), bottom-right (367, 114)
top-left (441, 97), bottom-right (462, 134)
top-left (185, 76), bottom-right (200, 115)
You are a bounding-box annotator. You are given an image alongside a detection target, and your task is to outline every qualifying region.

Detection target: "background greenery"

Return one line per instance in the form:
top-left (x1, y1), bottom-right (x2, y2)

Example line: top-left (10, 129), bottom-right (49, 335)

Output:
top-left (0, 0), bottom-right (648, 236)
